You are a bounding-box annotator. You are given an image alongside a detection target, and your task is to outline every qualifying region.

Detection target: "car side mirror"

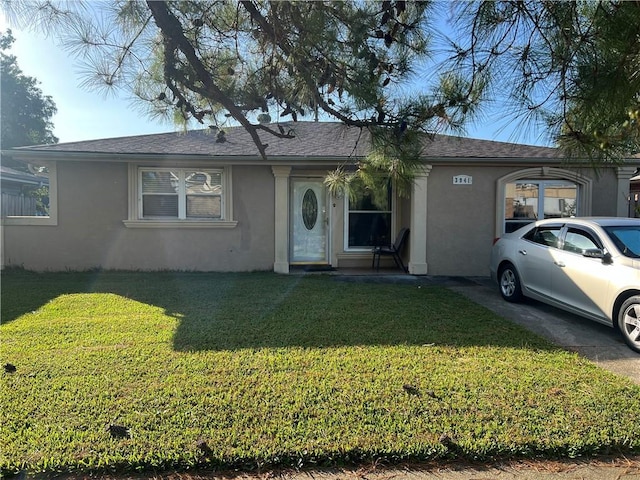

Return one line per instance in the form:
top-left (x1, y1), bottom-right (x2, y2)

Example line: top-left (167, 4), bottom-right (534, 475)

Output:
top-left (582, 248), bottom-right (611, 264)
top-left (583, 248), bottom-right (604, 258)
top-left (583, 248), bottom-right (613, 264)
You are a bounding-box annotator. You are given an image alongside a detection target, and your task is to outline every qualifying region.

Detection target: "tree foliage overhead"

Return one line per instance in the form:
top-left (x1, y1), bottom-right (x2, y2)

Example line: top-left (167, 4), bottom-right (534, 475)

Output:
top-left (447, 0), bottom-right (640, 160)
top-left (2, 0), bottom-right (638, 180)
top-left (0, 29), bottom-right (58, 155)
top-left (1, 0), bottom-right (483, 194)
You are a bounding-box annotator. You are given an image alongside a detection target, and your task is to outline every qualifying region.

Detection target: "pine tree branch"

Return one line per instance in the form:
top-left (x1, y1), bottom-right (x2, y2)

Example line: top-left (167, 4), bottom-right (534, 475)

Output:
top-left (146, 0), bottom-right (270, 159)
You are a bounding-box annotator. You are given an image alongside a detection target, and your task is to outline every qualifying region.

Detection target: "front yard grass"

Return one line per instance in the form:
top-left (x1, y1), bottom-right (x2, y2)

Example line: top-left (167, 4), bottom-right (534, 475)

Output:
top-left (1, 271), bottom-right (639, 475)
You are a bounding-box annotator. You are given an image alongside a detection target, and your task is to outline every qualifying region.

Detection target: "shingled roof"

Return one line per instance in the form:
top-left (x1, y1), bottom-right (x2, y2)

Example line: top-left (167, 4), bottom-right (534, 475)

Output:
top-left (9, 121), bottom-right (560, 160)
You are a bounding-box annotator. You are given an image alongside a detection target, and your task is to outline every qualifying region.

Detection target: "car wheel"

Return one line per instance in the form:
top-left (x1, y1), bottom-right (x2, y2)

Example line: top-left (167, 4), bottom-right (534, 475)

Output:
top-left (499, 263), bottom-right (523, 302)
top-left (618, 296), bottom-right (640, 353)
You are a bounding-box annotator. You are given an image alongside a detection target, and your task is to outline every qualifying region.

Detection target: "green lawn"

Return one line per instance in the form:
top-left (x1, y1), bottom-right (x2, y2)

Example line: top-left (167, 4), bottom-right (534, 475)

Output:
top-left (1, 271), bottom-right (639, 475)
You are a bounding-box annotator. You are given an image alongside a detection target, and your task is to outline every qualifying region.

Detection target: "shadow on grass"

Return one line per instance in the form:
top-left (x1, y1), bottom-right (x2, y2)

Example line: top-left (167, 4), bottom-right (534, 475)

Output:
top-left (1, 270), bottom-right (557, 352)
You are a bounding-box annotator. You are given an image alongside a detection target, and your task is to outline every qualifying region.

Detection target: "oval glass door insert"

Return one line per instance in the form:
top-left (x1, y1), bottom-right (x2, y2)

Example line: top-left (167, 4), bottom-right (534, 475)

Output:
top-left (302, 189), bottom-right (318, 230)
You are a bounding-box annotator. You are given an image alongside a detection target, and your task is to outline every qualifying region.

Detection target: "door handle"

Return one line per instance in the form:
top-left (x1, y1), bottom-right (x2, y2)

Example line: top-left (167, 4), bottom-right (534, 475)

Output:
top-left (518, 250), bottom-right (527, 255)
top-left (554, 261), bottom-right (566, 267)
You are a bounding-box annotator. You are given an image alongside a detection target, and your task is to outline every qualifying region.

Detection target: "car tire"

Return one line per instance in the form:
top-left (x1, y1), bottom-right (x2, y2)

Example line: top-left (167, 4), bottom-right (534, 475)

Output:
top-left (498, 263), bottom-right (523, 302)
top-left (618, 295), bottom-right (640, 353)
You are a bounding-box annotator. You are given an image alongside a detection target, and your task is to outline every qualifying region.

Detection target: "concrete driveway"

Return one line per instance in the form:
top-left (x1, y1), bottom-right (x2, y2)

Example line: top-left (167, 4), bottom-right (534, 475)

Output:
top-left (445, 277), bottom-right (640, 384)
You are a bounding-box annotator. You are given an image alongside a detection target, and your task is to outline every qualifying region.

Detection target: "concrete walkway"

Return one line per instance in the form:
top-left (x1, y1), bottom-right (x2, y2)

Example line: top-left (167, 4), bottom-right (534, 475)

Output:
top-left (122, 457), bottom-right (640, 480)
top-left (257, 459), bottom-right (640, 480)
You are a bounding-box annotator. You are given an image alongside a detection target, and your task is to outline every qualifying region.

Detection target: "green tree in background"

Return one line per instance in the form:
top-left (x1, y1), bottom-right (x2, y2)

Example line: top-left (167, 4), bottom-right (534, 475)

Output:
top-left (448, 0), bottom-right (640, 161)
top-left (1, 29), bottom-right (57, 164)
top-left (1, 29), bottom-right (56, 214)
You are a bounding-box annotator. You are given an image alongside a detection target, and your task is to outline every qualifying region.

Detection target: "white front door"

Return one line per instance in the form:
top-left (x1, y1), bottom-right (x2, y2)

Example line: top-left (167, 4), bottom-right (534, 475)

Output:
top-left (290, 179), bottom-right (329, 263)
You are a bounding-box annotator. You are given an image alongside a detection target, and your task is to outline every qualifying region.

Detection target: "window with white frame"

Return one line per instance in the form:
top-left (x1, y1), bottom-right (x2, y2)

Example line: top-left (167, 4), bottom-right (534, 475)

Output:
top-left (504, 180), bottom-right (578, 233)
top-left (345, 179), bottom-right (392, 249)
top-left (139, 168), bottom-right (224, 220)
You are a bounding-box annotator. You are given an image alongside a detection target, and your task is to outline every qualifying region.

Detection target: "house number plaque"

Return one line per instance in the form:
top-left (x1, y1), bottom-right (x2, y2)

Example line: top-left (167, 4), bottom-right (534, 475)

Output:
top-left (453, 175), bottom-right (473, 185)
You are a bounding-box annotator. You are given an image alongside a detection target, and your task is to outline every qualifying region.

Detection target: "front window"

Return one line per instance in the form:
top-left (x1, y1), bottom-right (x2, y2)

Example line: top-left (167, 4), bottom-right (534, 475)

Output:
top-left (140, 168), bottom-right (223, 220)
top-left (505, 180), bottom-right (577, 233)
top-left (346, 179), bottom-right (392, 249)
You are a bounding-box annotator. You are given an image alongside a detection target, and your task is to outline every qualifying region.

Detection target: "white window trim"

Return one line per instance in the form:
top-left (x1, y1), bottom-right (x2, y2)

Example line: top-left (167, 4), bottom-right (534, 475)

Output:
top-left (343, 185), bottom-right (396, 252)
top-left (1, 161), bottom-right (58, 226)
top-left (496, 167), bottom-right (592, 237)
top-left (124, 164), bottom-right (237, 229)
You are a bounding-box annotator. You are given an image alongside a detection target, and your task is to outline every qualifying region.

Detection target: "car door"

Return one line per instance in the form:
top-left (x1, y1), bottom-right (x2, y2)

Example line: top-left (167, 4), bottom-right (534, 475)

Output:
top-left (549, 225), bottom-right (612, 321)
top-left (517, 224), bottom-right (562, 299)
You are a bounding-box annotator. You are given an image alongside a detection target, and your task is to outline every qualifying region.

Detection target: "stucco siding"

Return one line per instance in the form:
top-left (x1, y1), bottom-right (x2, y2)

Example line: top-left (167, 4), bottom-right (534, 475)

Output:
top-left (1, 151), bottom-right (632, 275)
top-left (426, 166), bottom-right (501, 276)
top-left (2, 162), bottom-right (276, 272)
top-left (589, 168), bottom-right (619, 216)
top-left (423, 165), bottom-right (623, 276)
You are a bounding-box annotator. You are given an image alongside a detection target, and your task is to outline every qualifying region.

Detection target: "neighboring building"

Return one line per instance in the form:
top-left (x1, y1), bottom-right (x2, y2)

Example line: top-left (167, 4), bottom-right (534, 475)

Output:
top-left (1, 165), bottom-right (49, 217)
top-left (1, 122), bottom-right (638, 275)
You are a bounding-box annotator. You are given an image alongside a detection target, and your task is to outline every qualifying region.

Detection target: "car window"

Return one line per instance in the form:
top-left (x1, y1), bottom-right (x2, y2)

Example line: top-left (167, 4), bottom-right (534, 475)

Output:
top-left (562, 227), bottom-right (600, 254)
top-left (523, 226), bottom-right (561, 248)
top-left (603, 226), bottom-right (640, 258)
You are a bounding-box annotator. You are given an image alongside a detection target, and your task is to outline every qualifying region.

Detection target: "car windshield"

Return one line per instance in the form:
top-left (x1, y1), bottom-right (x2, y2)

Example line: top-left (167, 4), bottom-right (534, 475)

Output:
top-left (603, 225), bottom-right (640, 258)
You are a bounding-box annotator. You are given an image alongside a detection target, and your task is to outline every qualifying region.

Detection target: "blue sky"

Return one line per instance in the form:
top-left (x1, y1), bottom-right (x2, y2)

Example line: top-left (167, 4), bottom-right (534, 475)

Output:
top-left (1, 11), bottom-right (551, 147)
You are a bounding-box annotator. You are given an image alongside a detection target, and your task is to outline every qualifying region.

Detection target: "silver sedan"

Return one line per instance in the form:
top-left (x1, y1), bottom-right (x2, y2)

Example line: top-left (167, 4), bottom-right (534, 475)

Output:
top-left (490, 217), bottom-right (640, 353)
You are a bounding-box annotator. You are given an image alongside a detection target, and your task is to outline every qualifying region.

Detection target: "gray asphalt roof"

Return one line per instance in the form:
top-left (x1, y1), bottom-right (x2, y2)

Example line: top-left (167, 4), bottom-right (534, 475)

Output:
top-left (10, 122), bottom-right (561, 159)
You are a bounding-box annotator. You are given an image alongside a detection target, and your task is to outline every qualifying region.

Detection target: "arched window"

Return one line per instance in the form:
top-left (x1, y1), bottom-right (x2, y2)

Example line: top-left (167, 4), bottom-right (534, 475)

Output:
top-left (496, 168), bottom-right (592, 235)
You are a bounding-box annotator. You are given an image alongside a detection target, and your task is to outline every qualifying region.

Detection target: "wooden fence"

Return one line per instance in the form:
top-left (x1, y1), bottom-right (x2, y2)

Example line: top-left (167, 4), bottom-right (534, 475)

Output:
top-left (1, 193), bottom-right (38, 217)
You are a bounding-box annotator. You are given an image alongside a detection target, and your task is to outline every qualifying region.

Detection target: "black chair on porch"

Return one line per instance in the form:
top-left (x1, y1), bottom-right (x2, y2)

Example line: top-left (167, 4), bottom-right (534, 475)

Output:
top-left (371, 227), bottom-right (410, 272)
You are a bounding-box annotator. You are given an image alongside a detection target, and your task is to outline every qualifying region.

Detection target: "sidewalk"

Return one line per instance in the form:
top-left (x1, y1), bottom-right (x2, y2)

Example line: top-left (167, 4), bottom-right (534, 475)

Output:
top-left (139, 457), bottom-right (640, 480)
top-left (273, 459), bottom-right (640, 480)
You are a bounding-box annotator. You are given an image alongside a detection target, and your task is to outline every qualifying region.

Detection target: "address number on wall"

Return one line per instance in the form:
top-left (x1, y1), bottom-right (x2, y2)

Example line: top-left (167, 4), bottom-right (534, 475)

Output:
top-left (453, 175), bottom-right (473, 185)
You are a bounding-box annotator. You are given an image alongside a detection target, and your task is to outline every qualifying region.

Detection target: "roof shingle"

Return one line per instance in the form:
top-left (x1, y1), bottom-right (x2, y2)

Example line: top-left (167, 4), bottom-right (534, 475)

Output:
top-left (12, 122), bottom-right (560, 159)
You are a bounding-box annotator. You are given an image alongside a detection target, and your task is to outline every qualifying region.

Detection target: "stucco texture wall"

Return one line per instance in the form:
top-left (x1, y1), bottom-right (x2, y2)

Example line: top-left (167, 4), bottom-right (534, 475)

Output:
top-left (426, 166), bottom-right (499, 276)
top-left (424, 164), bottom-right (623, 277)
top-left (2, 162), bottom-right (275, 272)
top-left (588, 168), bottom-right (619, 216)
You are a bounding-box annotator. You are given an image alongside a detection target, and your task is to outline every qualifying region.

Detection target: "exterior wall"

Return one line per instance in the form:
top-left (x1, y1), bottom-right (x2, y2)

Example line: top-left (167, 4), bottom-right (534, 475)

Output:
top-left (589, 168), bottom-right (619, 216)
top-left (2, 161), bottom-right (276, 272)
top-left (1, 158), bottom-right (629, 276)
top-left (425, 165), bottom-right (500, 276)
top-left (297, 164), bottom-right (624, 275)
top-left (424, 164), bottom-right (622, 277)
top-left (329, 192), bottom-right (348, 267)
